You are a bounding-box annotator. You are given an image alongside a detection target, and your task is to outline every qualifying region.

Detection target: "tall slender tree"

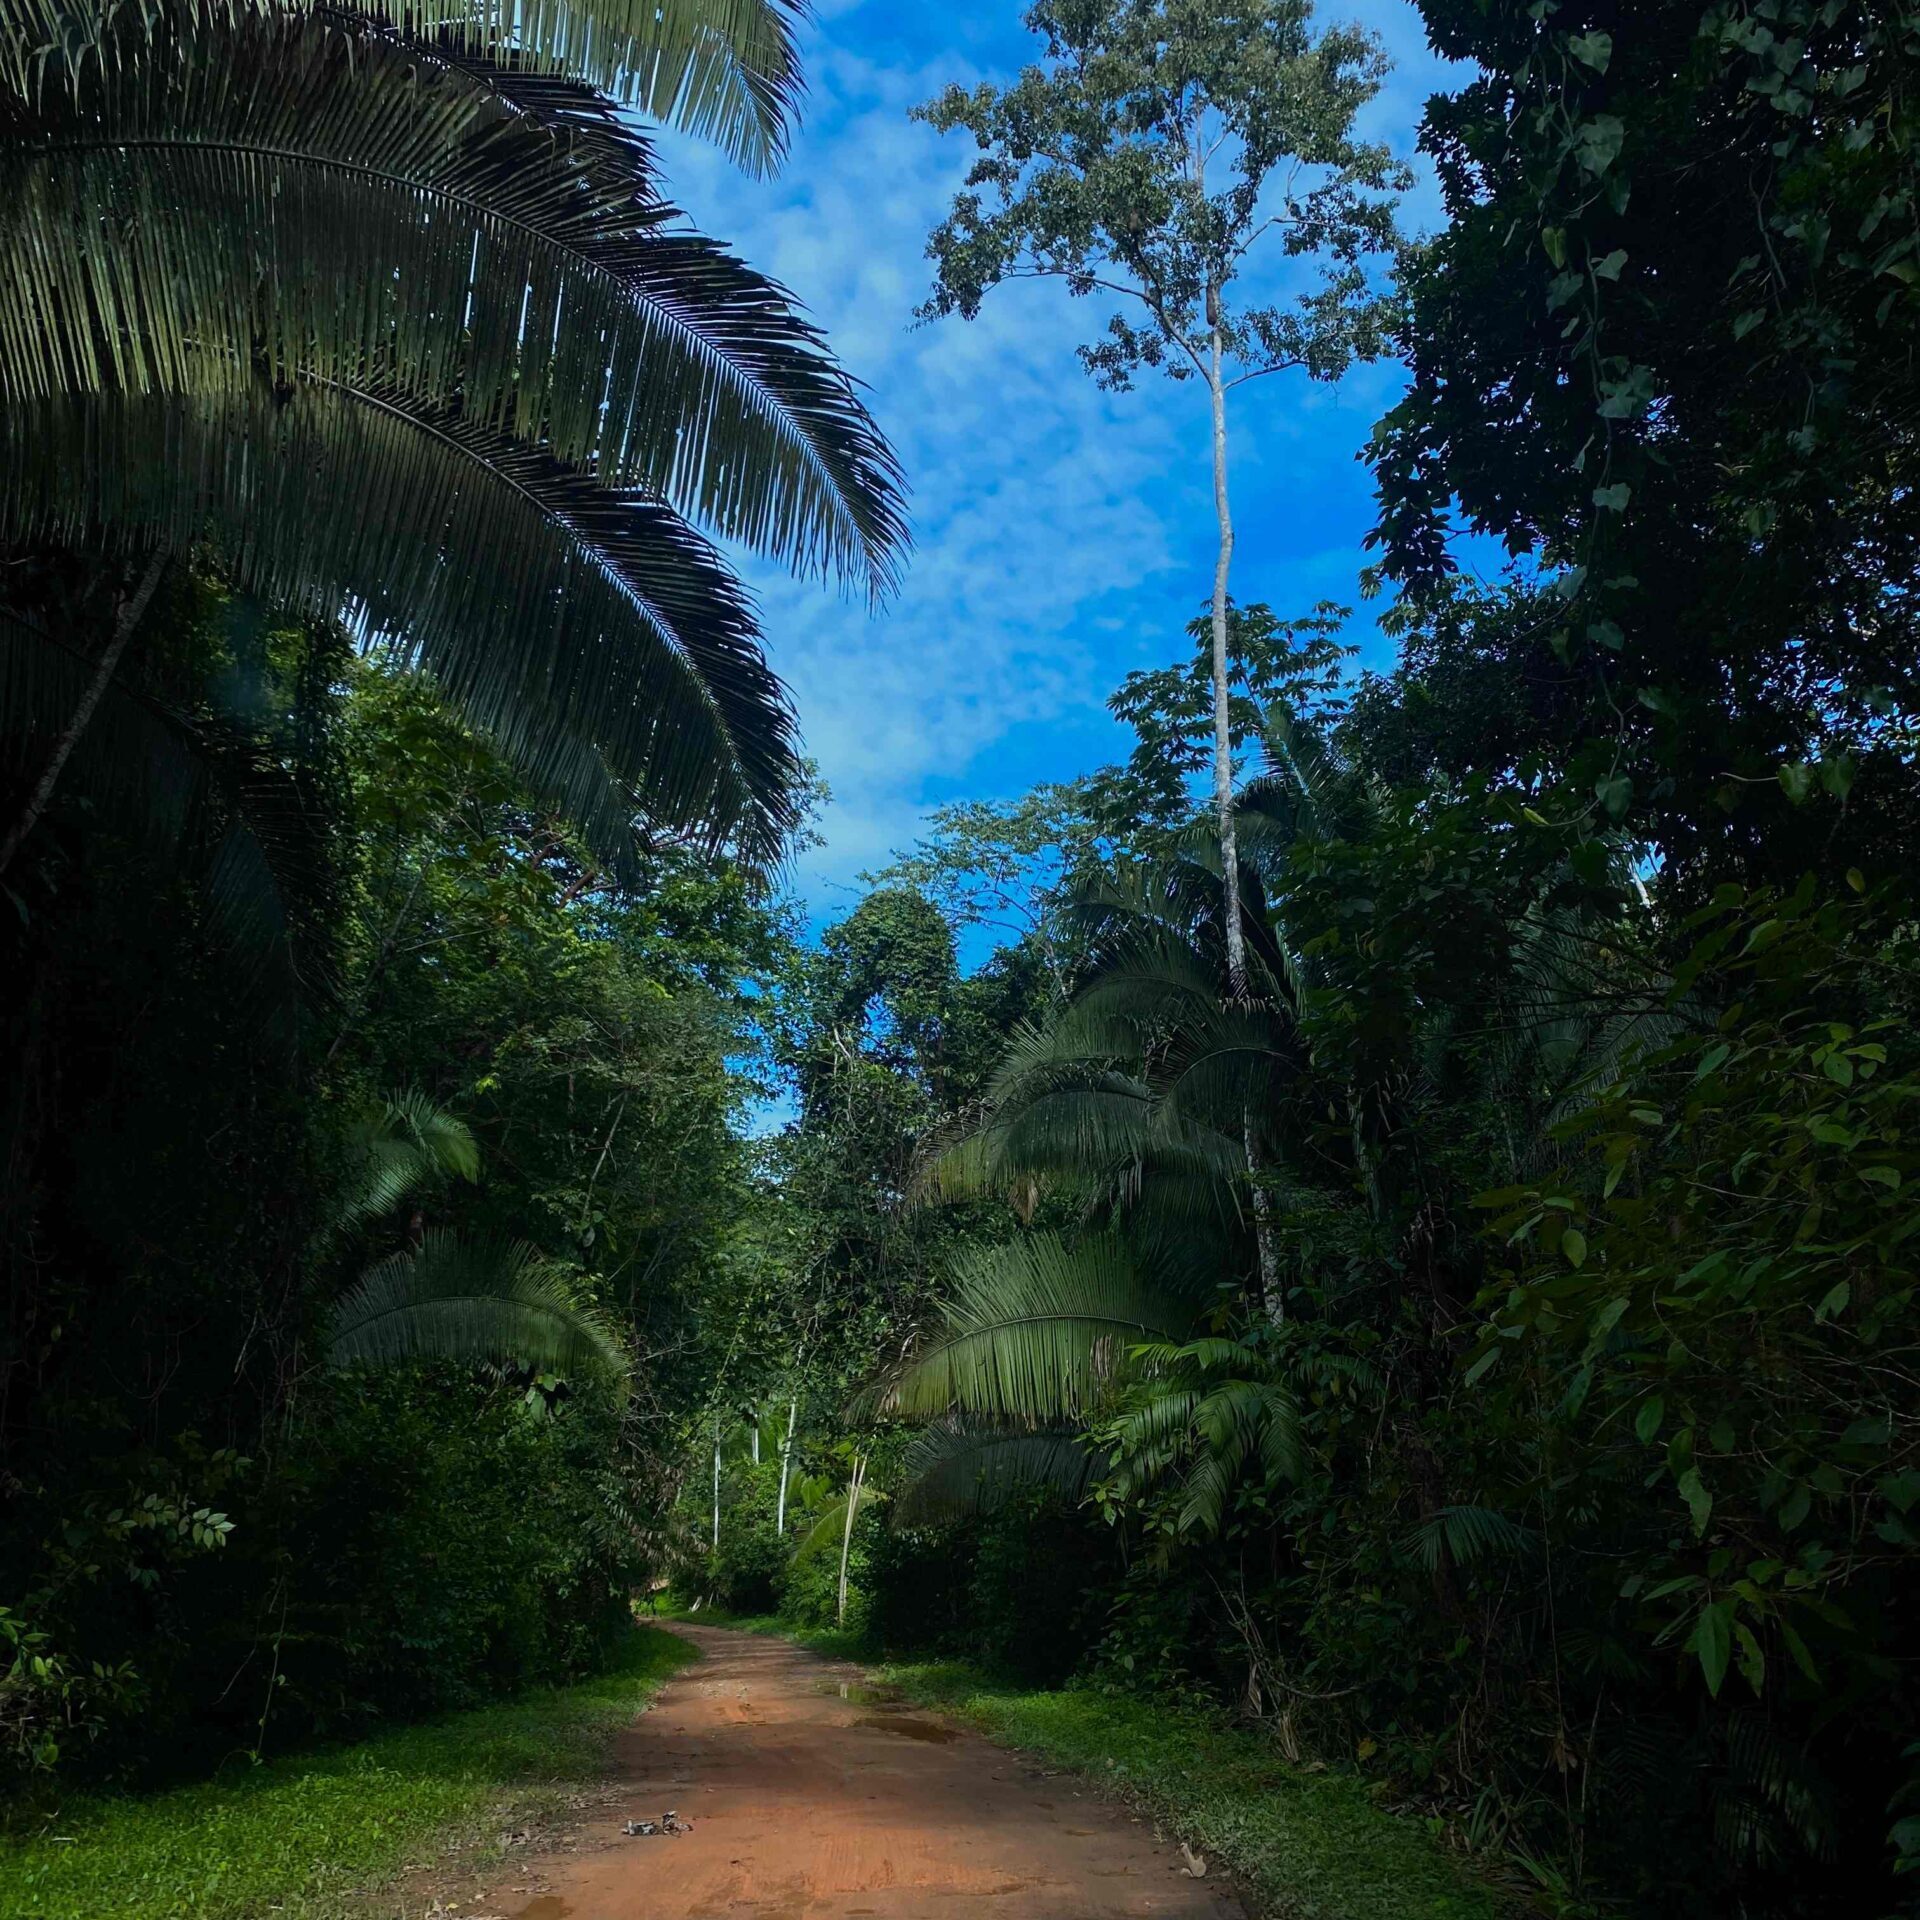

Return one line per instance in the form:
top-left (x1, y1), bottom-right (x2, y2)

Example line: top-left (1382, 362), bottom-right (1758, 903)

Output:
top-left (914, 0), bottom-right (1402, 991)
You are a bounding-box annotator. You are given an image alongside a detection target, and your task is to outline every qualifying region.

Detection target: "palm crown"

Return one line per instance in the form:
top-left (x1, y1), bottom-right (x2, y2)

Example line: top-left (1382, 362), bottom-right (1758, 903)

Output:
top-left (0, 0), bottom-right (906, 869)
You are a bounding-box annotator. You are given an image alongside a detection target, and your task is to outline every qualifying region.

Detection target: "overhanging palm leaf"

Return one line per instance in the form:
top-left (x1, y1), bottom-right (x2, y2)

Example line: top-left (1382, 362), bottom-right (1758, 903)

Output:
top-left (878, 1232), bottom-right (1205, 1424)
top-left (0, 0), bottom-right (905, 883)
top-left (324, 1229), bottom-right (629, 1379)
top-left (1, 17), bottom-right (904, 591)
top-left (893, 1415), bottom-right (1100, 1523)
top-left (0, 382), bottom-right (800, 863)
top-left (5, 0), bottom-right (806, 175)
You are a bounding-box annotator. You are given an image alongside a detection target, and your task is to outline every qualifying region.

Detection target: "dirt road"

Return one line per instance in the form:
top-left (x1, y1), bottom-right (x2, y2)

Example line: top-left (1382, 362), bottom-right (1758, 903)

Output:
top-left (493, 1623), bottom-right (1244, 1920)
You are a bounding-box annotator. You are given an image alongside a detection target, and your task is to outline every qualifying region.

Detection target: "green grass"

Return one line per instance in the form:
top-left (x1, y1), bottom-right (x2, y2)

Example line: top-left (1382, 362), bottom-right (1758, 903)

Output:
top-left (875, 1660), bottom-right (1499, 1920)
top-left (0, 1625), bottom-right (699, 1920)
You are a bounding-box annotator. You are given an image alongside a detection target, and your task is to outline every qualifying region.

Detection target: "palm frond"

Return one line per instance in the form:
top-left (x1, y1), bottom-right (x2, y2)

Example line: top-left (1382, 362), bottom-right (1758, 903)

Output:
top-left (1406, 1504), bottom-right (1541, 1575)
top-left (4, 0), bottom-right (806, 175)
top-left (0, 381), bottom-right (801, 865)
top-left (327, 1088), bottom-right (479, 1242)
top-left (1, 17), bottom-right (905, 592)
top-left (791, 1479), bottom-right (885, 1563)
top-left (878, 1233), bottom-right (1203, 1424)
top-left (323, 1228), bottom-right (629, 1379)
top-left (893, 1415), bottom-right (1100, 1523)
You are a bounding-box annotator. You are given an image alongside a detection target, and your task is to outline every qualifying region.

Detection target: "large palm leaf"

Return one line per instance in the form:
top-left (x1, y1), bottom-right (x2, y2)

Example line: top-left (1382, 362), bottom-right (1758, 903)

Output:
top-left (0, 0), bottom-right (904, 873)
top-left (0, 382), bottom-right (799, 863)
top-left (4, 0), bottom-right (806, 175)
top-left (0, 16), bottom-right (904, 590)
top-left (893, 1414), bottom-right (1100, 1523)
top-left (330, 1088), bottom-right (480, 1238)
top-left (878, 1232), bottom-right (1206, 1425)
top-left (324, 1228), bottom-right (629, 1379)
top-left (1103, 1338), bottom-right (1300, 1536)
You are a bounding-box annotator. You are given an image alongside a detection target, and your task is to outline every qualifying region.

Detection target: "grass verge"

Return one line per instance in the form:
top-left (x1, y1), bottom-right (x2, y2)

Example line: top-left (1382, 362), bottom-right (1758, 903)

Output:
top-left (877, 1660), bottom-right (1499, 1920)
top-left (0, 1624), bottom-right (699, 1920)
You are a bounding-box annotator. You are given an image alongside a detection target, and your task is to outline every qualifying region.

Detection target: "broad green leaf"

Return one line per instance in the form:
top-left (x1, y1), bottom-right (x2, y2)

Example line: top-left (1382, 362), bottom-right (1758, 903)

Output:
top-left (1695, 1600), bottom-right (1732, 1697)
top-left (1574, 115), bottom-right (1626, 175)
top-left (1568, 30), bottom-right (1613, 71)
top-left (1677, 1466), bottom-right (1713, 1537)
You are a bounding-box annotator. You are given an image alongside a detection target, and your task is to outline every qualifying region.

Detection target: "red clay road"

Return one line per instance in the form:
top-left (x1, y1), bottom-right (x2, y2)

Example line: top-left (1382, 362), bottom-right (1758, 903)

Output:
top-left (495, 1623), bottom-right (1245, 1920)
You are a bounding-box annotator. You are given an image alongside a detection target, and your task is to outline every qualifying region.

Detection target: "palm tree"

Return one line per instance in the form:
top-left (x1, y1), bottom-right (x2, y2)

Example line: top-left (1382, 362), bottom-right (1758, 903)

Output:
top-left (884, 708), bottom-right (1672, 1529)
top-left (0, 0), bottom-right (905, 875)
top-left (318, 1089), bottom-right (628, 1380)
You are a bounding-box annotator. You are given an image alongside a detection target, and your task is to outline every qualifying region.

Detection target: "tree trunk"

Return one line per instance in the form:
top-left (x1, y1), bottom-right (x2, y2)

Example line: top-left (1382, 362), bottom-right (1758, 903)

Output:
top-left (1206, 320), bottom-right (1283, 1316)
top-left (836, 1453), bottom-right (865, 1628)
top-left (1246, 1110), bottom-right (1285, 1321)
top-left (775, 1396), bottom-right (798, 1534)
top-left (711, 1417), bottom-right (722, 1551)
top-left (0, 549), bottom-right (168, 876)
top-left (1206, 327), bottom-right (1246, 997)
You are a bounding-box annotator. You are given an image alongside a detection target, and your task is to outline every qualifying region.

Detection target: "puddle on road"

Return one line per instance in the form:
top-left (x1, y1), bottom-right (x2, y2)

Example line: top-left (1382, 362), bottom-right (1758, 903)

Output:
top-left (853, 1714), bottom-right (959, 1743)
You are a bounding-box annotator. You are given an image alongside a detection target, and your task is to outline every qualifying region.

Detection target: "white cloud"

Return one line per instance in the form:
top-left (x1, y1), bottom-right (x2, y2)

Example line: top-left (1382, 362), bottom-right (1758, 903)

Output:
top-left (647, 2), bottom-right (1458, 914)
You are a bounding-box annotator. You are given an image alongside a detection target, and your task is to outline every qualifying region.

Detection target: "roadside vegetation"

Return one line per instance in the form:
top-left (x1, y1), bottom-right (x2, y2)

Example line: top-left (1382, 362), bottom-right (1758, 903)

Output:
top-left (886, 1662), bottom-right (1494, 1920)
top-left (0, 1627), bottom-right (696, 1920)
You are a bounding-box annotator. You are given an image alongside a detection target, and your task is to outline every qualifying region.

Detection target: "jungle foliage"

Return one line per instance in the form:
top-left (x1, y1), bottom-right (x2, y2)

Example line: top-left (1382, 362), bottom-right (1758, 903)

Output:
top-left (2, 2), bottom-right (1917, 1918)
top-left (701, 6), bottom-right (1920, 1918)
top-left (0, 0), bottom-right (898, 1800)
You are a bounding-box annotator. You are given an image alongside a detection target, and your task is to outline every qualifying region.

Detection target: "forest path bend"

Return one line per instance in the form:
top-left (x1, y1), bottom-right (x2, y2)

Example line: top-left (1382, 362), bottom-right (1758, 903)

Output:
top-left (497, 1622), bottom-right (1244, 1920)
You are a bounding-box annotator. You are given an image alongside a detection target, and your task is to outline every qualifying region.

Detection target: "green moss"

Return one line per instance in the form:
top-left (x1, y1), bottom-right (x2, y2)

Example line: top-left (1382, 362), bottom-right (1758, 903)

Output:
top-left (0, 1625), bottom-right (698, 1920)
top-left (879, 1661), bottom-right (1497, 1920)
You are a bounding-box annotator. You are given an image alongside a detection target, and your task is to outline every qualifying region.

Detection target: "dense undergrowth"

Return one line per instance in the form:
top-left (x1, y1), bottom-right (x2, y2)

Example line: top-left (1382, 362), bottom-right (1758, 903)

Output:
top-left (0, 1626), bottom-right (696, 1920)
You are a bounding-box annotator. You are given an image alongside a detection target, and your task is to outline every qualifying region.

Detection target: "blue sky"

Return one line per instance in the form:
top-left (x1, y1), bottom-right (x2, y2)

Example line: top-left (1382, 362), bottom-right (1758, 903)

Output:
top-left (651, 1), bottom-right (1462, 924)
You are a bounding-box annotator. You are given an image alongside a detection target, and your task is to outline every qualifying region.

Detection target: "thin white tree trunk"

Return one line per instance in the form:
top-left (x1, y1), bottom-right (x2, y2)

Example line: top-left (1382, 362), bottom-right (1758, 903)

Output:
top-left (0, 550), bottom-right (167, 875)
top-left (1206, 326), bottom-right (1246, 998)
top-left (775, 1396), bottom-right (797, 1534)
top-left (711, 1418), bottom-right (721, 1551)
top-left (836, 1454), bottom-right (866, 1628)
top-left (750, 1419), bottom-right (760, 1465)
top-left (1207, 315), bottom-right (1282, 1317)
